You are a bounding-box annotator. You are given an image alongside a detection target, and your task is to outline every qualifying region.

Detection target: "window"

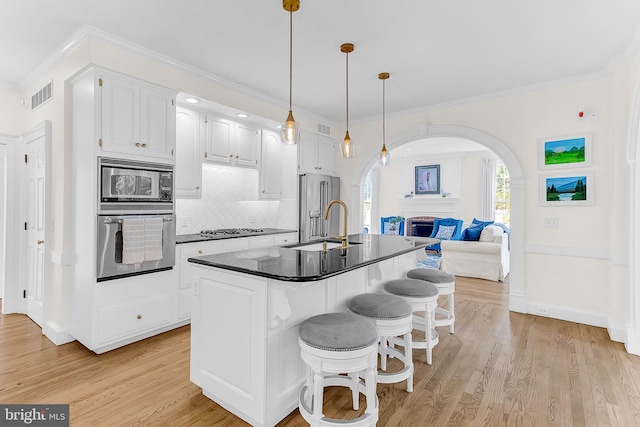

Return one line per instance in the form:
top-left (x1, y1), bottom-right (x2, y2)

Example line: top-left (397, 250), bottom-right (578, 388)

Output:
top-left (495, 162), bottom-right (510, 226)
top-left (362, 172), bottom-right (372, 233)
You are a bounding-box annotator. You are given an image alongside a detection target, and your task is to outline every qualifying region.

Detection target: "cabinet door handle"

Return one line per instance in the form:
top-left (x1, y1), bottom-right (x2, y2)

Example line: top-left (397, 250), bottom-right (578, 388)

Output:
top-left (236, 155), bottom-right (239, 158)
top-left (196, 186), bottom-right (200, 190)
top-left (141, 143), bottom-right (147, 148)
top-left (137, 314), bottom-right (142, 320)
top-left (37, 240), bottom-right (44, 245)
top-left (198, 250), bottom-right (203, 254)
top-left (135, 142), bottom-right (141, 147)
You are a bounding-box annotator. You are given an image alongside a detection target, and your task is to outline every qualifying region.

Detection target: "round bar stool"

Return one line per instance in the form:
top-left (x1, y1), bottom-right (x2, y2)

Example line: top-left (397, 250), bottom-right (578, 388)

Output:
top-left (407, 268), bottom-right (456, 334)
top-left (383, 278), bottom-right (439, 365)
top-left (347, 293), bottom-right (414, 392)
top-left (298, 312), bottom-right (379, 427)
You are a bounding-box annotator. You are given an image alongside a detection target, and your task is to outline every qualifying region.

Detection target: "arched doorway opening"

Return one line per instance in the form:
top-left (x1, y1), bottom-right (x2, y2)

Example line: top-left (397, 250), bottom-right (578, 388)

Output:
top-left (350, 124), bottom-right (526, 313)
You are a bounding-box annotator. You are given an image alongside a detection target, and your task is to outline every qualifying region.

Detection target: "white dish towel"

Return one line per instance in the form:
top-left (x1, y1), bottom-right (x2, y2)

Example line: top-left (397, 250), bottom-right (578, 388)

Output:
top-left (122, 217), bottom-right (145, 264)
top-left (144, 217), bottom-right (164, 262)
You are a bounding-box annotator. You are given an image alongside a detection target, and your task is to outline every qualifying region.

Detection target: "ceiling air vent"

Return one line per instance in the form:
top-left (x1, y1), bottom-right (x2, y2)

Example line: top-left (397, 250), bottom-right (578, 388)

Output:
top-left (317, 123), bottom-right (331, 136)
top-left (31, 80), bottom-right (53, 111)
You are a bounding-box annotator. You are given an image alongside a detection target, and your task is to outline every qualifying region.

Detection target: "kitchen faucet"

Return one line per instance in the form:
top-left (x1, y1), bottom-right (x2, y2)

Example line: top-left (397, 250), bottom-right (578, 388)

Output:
top-left (323, 199), bottom-right (348, 248)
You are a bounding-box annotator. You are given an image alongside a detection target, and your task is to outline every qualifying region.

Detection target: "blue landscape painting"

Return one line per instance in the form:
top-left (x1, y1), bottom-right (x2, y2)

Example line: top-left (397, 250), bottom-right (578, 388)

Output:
top-left (545, 175), bottom-right (587, 202)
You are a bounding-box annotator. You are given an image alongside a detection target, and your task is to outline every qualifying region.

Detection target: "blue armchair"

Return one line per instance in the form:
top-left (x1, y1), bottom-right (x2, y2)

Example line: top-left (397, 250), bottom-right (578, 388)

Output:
top-left (380, 216), bottom-right (405, 235)
top-left (426, 217), bottom-right (464, 252)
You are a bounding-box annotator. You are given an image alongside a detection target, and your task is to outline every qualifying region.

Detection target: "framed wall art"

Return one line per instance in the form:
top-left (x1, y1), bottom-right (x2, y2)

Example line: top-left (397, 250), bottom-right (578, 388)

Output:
top-left (538, 133), bottom-right (592, 169)
top-left (415, 164), bottom-right (440, 195)
top-left (540, 173), bottom-right (593, 206)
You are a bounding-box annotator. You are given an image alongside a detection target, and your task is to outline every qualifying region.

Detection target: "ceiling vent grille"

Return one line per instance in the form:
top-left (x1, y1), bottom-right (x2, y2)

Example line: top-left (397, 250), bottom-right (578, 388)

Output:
top-left (317, 123), bottom-right (331, 136)
top-left (31, 80), bottom-right (53, 111)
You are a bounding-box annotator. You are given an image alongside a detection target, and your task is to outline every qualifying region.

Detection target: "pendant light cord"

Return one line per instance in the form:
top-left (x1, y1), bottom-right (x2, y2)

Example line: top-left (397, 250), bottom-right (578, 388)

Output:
top-left (382, 77), bottom-right (386, 148)
top-left (289, 8), bottom-right (293, 110)
top-left (345, 49), bottom-right (349, 132)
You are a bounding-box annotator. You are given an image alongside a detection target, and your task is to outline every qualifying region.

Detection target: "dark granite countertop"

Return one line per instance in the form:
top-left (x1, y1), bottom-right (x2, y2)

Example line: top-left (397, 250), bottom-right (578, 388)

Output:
top-left (188, 234), bottom-right (438, 282)
top-left (176, 228), bottom-right (297, 244)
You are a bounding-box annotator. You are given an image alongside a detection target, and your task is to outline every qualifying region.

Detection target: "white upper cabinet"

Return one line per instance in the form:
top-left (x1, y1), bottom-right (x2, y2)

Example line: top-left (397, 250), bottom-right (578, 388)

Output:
top-left (204, 116), bottom-right (259, 168)
top-left (298, 130), bottom-right (336, 176)
top-left (203, 116), bottom-right (233, 164)
top-left (235, 123), bottom-right (260, 167)
top-left (99, 70), bottom-right (176, 163)
top-left (259, 130), bottom-right (283, 199)
top-left (175, 107), bottom-right (203, 198)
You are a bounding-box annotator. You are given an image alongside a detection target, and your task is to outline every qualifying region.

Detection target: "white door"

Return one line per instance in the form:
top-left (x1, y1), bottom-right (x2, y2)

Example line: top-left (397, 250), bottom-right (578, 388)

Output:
top-left (23, 123), bottom-right (49, 327)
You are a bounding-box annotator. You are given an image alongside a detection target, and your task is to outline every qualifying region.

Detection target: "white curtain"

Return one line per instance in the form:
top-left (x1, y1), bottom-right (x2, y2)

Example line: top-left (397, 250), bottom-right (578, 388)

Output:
top-left (481, 157), bottom-right (496, 221)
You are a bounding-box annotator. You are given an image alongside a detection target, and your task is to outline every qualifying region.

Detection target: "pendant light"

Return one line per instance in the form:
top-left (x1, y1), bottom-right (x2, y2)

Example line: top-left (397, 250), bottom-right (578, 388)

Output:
top-left (378, 72), bottom-right (391, 166)
top-left (281, 0), bottom-right (301, 145)
top-left (340, 43), bottom-right (355, 158)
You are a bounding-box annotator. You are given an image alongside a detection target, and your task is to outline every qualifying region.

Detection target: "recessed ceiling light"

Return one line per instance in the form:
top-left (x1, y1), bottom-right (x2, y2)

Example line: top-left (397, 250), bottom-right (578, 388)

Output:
top-left (236, 113), bottom-right (248, 118)
top-left (185, 97), bottom-right (199, 104)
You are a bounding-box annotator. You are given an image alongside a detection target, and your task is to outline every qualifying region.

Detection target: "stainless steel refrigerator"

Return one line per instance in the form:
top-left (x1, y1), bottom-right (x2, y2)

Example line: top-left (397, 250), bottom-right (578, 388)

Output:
top-left (299, 174), bottom-right (340, 242)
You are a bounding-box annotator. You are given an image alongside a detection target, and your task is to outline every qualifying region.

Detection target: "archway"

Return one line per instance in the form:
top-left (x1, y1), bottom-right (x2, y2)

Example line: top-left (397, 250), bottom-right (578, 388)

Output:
top-left (350, 124), bottom-right (526, 313)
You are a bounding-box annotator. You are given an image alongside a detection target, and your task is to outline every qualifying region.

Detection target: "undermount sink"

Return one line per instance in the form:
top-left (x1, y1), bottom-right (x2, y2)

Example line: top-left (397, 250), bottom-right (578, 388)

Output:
top-left (285, 240), bottom-right (362, 252)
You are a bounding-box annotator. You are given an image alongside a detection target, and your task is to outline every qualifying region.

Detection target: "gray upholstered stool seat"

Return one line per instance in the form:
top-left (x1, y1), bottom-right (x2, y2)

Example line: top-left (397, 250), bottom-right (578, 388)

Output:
top-left (298, 313), bottom-right (379, 426)
top-left (347, 293), bottom-right (414, 392)
top-left (407, 268), bottom-right (456, 334)
top-left (299, 312), bottom-right (378, 351)
top-left (407, 268), bottom-right (454, 284)
top-left (384, 278), bottom-right (439, 365)
top-left (347, 293), bottom-right (413, 319)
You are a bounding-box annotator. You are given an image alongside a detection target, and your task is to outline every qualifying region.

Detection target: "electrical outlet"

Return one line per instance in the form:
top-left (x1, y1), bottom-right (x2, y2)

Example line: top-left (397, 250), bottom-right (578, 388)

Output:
top-left (249, 215), bottom-right (257, 224)
top-left (544, 217), bottom-right (559, 228)
top-left (534, 306), bottom-right (549, 315)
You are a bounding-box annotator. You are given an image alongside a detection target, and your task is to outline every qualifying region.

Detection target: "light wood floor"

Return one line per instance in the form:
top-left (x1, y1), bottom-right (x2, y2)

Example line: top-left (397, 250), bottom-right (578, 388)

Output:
top-left (3, 276), bottom-right (640, 426)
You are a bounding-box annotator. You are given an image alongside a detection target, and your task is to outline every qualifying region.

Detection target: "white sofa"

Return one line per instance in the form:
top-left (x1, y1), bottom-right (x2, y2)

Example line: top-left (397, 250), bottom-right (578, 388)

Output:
top-left (439, 225), bottom-right (510, 282)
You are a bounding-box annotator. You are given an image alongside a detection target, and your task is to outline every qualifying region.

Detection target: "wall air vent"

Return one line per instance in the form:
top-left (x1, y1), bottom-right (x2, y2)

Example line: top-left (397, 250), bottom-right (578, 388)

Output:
top-left (31, 80), bottom-right (53, 111)
top-left (317, 123), bottom-right (331, 136)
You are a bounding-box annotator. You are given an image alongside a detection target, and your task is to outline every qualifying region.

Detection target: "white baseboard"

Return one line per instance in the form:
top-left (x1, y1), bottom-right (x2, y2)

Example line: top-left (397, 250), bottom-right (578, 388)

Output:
top-left (526, 300), bottom-right (608, 328)
top-left (43, 321), bottom-right (75, 346)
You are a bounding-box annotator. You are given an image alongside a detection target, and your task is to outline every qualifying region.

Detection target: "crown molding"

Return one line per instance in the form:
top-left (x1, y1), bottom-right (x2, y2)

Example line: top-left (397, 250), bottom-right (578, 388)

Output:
top-left (18, 25), bottom-right (337, 129)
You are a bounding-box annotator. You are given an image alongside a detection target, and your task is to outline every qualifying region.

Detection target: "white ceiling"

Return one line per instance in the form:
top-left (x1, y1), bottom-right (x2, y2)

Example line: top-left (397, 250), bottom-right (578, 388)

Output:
top-left (2, 0), bottom-right (640, 126)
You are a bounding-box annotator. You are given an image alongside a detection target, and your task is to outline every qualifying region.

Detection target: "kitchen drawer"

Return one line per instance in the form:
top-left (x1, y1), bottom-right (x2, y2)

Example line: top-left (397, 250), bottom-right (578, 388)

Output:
top-left (179, 241), bottom-right (222, 260)
top-left (98, 294), bottom-right (171, 344)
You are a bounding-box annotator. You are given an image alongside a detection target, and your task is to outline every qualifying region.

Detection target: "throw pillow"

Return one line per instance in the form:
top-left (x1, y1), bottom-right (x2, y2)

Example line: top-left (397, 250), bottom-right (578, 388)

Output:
top-left (383, 222), bottom-right (399, 235)
top-left (472, 218), bottom-right (494, 227)
top-left (434, 225), bottom-right (456, 240)
top-left (462, 224), bottom-right (484, 241)
top-left (479, 224), bottom-right (503, 242)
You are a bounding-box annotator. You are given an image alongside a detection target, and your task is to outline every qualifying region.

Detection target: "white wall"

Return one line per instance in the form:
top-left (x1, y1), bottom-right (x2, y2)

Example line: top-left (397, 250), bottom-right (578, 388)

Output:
top-left (378, 149), bottom-right (495, 225)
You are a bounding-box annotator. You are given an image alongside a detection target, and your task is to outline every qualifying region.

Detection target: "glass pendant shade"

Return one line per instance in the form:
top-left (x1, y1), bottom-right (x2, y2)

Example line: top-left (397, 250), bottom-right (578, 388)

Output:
top-left (340, 131), bottom-right (354, 158)
top-left (281, 110), bottom-right (300, 145)
top-left (378, 72), bottom-right (390, 166)
top-left (379, 143), bottom-right (390, 166)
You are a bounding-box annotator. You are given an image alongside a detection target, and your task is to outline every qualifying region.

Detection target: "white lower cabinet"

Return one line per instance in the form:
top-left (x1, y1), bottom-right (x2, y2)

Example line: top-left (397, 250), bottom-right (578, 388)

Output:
top-left (176, 232), bottom-right (298, 321)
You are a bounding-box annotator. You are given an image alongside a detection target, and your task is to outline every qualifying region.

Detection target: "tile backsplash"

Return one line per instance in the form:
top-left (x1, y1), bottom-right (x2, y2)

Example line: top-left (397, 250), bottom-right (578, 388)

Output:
top-left (176, 164), bottom-right (297, 234)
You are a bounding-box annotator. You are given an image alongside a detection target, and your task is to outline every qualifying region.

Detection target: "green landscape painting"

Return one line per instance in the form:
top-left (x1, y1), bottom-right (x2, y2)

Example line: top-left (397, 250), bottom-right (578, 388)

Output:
top-left (544, 136), bottom-right (586, 166)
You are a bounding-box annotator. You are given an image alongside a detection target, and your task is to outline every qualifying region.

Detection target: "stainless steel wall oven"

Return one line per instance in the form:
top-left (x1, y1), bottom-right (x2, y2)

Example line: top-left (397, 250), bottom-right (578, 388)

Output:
top-left (97, 157), bottom-right (175, 281)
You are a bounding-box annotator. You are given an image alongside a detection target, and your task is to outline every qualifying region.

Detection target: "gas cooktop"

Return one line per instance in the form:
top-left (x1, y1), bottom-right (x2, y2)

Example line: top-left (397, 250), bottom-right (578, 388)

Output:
top-left (200, 228), bottom-right (265, 236)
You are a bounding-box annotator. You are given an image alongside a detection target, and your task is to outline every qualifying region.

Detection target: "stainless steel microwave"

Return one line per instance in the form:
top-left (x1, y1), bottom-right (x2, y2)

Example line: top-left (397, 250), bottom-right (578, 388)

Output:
top-left (98, 157), bottom-right (173, 214)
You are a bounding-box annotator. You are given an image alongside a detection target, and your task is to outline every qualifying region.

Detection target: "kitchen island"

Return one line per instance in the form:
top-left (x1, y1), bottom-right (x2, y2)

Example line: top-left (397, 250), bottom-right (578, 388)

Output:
top-left (188, 233), bottom-right (437, 427)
